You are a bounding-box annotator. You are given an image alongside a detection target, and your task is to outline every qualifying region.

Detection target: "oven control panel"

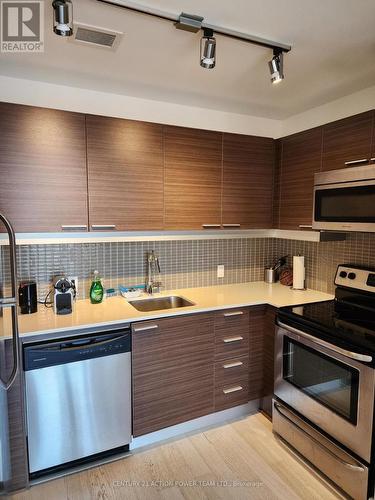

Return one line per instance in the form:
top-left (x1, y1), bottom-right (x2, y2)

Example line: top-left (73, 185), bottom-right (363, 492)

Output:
top-left (335, 265), bottom-right (375, 293)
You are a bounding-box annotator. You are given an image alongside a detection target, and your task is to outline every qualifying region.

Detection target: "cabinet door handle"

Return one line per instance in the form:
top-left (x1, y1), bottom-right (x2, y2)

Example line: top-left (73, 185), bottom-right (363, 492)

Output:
top-left (223, 361), bottom-right (243, 369)
top-left (344, 159), bottom-right (369, 166)
top-left (91, 224), bottom-right (117, 230)
top-left (223, 311), bottom-right (244, 317)
top-left (223, 336), bottom-right (243, 343)
top-left (133, 324), bottom-right (159, 333)
top-left (223, 385), bottom-right (243, 394)
top-left (61, 225), bottom-right (88, 231)
top-left (222, 224), bottom-right (241, 228)
top-left (370, 158), bottom-right (375, 162)
top-left (202, 224), bottom-right (221, 229)
top-left (298, 225), bottom-right (313, 229)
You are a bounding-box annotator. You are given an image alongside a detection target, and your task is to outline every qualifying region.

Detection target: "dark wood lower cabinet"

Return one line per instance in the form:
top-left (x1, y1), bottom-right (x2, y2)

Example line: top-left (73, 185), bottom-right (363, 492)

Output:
top-left (132, 305), bottom-right (276, 436)
top-left (214, 309), bottom-right (250, 411)
top-left (248, 306), bottom-right (266, 401)
top-left (260, 306), bottom-right (277, 418)
top-left (132, 313), bottom-right (215, 437)
top-left (2, 339), bottom-right (28, 492)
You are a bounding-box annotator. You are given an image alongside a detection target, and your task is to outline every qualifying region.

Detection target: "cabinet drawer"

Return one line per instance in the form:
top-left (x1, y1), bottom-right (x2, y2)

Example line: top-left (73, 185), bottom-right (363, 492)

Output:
top-left (214, 308), bottom-right (249, 360)
top-left (214, 308), bottom-right (249, 329)
top-left (215, 380), bottom-right (249, 411)
top-left (215, 355), bottom-right (249, 386)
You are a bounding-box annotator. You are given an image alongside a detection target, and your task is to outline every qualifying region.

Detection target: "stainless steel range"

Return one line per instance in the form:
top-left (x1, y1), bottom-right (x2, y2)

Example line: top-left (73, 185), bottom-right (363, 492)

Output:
top-left (274, 264), bottom-right (375, 500)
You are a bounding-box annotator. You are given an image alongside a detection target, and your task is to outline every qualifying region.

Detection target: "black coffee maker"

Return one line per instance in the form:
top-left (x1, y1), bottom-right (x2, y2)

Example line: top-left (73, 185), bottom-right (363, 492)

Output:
top-left (18, 281), bottom-right (38, 314)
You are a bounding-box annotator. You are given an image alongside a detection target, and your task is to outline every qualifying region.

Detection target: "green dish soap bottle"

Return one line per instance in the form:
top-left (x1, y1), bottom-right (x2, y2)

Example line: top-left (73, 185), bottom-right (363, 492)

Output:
top-left (90, 270), bottom-right (104, 304)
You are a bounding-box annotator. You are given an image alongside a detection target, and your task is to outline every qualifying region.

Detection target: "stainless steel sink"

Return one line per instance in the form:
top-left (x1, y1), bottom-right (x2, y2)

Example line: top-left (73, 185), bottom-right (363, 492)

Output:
top-left (129, 295), bottom-right (195, 312)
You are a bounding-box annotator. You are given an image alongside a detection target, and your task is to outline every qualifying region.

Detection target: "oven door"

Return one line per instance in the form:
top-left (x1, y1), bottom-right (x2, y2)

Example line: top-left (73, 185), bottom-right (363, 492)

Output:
top-left (312, 179), bottom-right (375, 232)
top-left (275, 323), bottom-right (375, 462)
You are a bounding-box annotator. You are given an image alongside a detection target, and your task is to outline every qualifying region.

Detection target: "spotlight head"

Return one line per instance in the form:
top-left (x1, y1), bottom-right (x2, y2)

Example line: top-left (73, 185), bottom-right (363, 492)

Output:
top-left (269, 50), bottom-right (284, 84)
top-left (200, 28), bottom-right (216, 69)
top-left (52, 0), bottom-right (73, 37)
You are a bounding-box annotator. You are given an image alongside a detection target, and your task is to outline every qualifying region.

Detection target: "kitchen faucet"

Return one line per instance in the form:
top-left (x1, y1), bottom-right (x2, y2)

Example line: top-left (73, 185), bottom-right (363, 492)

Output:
top-left (146, 250), bottom-right (162, 294)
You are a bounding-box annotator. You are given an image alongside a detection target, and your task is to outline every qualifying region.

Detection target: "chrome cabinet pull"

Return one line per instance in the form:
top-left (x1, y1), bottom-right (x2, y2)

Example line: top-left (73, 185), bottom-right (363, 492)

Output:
top-left (133, 324), bottom-right (159, 333)
top-left (222, 224), bottom-right (241, 228)
top-left (299, 225), bottom-right (313, 229)
top-left (370, 158), bottom-right (375, 162)
top-left (223, 336), bottom-right (243, 343)
top-left (202, 224), bottom-right (221, 229)
top-left (273, 402), bottom-right (366, 472)
top-left (223, 311), bottom-right (244, 317)
top-left (61, 225), bottom-right (88, 231)
top-left (223, 361), bottom-right (243, 369)
top-left (278, 321), bottom-right (372, 363)
top-left (223, 385), bottom-right (243, 394)
top-left (344, 159), bottom-right (369, 166)
top-left (91, 224), bottom-right (117, 230)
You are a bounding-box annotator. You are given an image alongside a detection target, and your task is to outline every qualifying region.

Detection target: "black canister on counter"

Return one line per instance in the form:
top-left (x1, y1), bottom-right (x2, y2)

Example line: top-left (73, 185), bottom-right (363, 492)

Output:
top-left (18, 281), bottom-right (38, 314)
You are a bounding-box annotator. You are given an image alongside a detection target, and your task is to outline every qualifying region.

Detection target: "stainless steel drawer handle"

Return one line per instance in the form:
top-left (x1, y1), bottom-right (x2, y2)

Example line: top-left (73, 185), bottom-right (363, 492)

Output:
top-left (91, 225), bottom-right (117, 230)
top-left (223, 336), bottom-right (243, 343)
top-left (223, 311), bottom-right (244, 317)
top-left (273, 402), bottom-right (366, 472)
top-left (222, 224), bottom-right (241, 228)
top-left (298, 225), bottom-right (313, 229)
top-left (61, 225), bottom-right (88, 231)
top-left (223, 386), bottom-right (243, 395)
top-left (344, 159), bottom-right (369, 166)
top-left (223, 361), bottom-right (243, 369)
top-left (202, 224), bottom-right (221, 229)
top-left (278, 320), bottom-right (373, 363)
top-left (133, 324), bottom-right (159, 333)
top-left (371, 158), bottom-right (375, 162)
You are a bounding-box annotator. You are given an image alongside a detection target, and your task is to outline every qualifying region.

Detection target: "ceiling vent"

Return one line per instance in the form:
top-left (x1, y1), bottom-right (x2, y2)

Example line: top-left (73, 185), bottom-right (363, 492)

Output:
top-left (71, 23), bottom-right (123, 50)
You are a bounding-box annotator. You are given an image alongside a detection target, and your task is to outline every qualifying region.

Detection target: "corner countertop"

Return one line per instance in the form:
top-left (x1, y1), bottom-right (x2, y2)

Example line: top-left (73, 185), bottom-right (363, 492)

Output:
top-left (0, 282), bottom-right (333, 340)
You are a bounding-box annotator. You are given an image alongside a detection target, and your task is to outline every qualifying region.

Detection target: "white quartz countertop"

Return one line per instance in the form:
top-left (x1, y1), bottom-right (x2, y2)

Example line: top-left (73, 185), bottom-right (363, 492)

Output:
top-left (1, 282), bottom-right (333, 339)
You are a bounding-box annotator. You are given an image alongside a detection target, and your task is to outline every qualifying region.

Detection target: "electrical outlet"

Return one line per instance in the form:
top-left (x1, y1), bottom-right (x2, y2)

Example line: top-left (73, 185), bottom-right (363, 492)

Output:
top-left (217, 265), bottom-right (225, 278)
top-left (68, 276), bottom-right (78, 297)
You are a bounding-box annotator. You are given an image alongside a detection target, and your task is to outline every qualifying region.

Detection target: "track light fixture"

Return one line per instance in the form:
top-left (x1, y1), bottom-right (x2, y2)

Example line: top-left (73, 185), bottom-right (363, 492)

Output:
top-left (269, 50), bottom-right (284, 84)
top-left (52, 0), bottom-right (73, 37)
top-left (96, 2), bottom-right (291, 82)
top-left (200, 29), bottom-right (216, 70)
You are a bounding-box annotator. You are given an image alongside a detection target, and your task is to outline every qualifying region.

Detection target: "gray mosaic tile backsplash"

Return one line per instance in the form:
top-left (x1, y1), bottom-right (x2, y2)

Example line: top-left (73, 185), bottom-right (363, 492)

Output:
top-left (0, 233), bottom-right (374, 301)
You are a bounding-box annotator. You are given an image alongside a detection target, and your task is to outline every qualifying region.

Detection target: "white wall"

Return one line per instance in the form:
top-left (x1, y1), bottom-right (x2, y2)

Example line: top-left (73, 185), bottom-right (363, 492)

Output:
top-left (279, 84), bottom-right (375, 137)
top-left (0, 75), bottom-right (282, 138)
top-left (0, 75), bottom-right (374, 138)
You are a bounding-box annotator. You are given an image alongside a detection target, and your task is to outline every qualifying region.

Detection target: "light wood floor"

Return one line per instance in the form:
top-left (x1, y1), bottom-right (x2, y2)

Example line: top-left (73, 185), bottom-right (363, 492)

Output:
top-left (10, 413), bottom-right (341, 500)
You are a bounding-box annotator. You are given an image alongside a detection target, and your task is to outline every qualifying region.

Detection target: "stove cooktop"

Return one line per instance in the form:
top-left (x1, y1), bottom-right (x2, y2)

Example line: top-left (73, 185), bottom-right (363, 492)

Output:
top-left (278, 264), bottom-right (375, 360)
top-left (278, 300), bottom-right (375, 359)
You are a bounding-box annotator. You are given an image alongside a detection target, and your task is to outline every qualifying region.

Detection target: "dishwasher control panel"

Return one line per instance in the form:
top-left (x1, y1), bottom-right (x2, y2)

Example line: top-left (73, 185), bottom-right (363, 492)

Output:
top-left (24, 330), bottom-right (131, 371)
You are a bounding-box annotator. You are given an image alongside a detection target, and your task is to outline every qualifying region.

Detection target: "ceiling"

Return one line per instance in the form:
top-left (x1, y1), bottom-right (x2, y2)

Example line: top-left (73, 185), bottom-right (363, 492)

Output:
top-left (0, 0), bottom-right (374, 119)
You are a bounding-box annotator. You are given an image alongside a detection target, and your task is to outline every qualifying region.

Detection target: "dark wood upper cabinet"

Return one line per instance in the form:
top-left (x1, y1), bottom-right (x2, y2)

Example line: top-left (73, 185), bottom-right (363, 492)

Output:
top-left (272, 140), bottom-right (282, 228)
top-left (164, 126), bottom-right (222, 230)
top-left (222, 134), bottom-right (274, 229)
top-left (0, 103), bottom-right (88, 232)
top-left (86, 115), bottom-right (164, 231)
top-left (278, 127), bottom-right (322, 230)
top-left (322, 111), bottom-right (374, 171)
top-left (132, 313), bottom-right (215, 437)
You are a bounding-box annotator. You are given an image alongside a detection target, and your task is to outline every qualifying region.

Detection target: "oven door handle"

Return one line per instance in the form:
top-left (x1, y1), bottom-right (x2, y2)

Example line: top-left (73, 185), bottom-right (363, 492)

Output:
top-left (278, 321), bottom-right (373, 363)
top-left (273, 402), bottom-right (366, 472)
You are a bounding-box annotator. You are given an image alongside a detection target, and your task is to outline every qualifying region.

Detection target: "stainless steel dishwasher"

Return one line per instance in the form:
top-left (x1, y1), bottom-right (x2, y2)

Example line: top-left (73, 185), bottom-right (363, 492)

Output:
top-left (24, 328), bottom-right (131, 478)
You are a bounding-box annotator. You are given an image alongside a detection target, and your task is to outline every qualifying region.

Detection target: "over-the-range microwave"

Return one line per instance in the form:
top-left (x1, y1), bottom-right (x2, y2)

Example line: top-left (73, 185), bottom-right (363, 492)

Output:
top-left (312, 164), bottom-right (375, 232)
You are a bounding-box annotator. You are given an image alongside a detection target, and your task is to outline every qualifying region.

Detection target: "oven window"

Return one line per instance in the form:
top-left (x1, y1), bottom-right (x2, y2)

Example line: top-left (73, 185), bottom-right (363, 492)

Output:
top-left (315, 185), bottom-right (375, 222)
top-left (283, 338), bottom-right (359, 424)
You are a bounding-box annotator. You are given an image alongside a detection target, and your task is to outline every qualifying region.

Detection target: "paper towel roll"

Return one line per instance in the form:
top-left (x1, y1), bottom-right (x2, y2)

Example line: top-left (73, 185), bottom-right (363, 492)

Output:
top-left (293, 256), bottom-right (305, 290)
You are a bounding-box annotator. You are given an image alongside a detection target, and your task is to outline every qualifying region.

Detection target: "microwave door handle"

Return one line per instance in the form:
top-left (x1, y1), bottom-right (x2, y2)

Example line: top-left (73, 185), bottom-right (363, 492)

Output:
top-left (273, 402), bottom-right (366, 472)
top-left (0, 213), bottom-right (20, 390)
top-left (277, 321), bottom-right (373, 363)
